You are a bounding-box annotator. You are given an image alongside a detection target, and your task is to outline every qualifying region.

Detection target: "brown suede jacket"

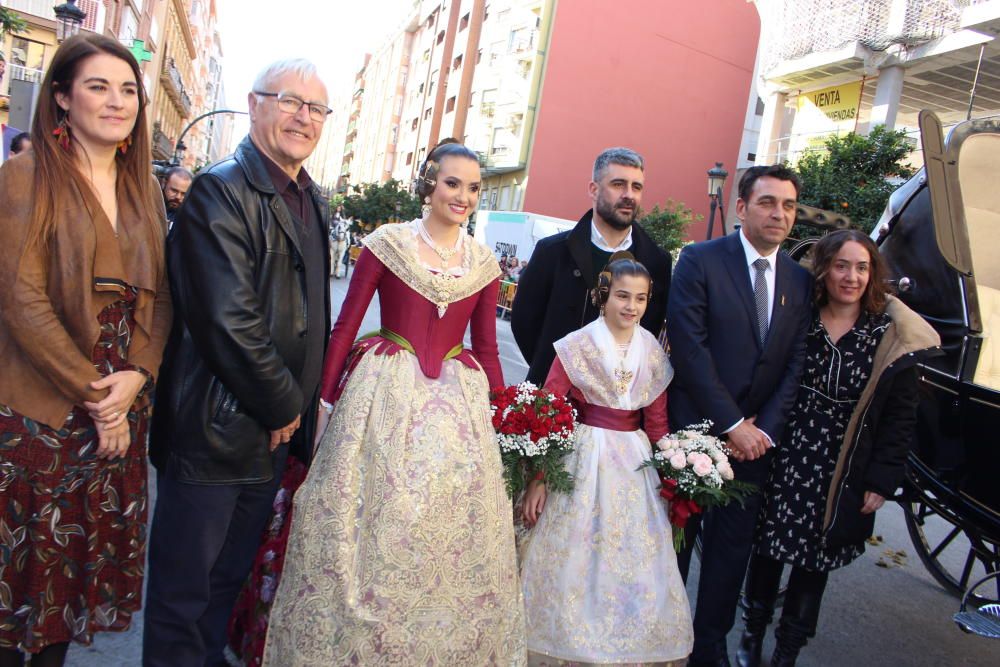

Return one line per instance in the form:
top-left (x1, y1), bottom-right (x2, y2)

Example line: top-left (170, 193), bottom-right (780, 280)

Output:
top-left (0, 154), bottom-right (172, 428)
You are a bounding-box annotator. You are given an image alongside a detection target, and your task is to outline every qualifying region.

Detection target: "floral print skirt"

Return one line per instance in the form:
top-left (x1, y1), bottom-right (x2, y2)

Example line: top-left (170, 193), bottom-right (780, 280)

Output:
top-left (0, 290), bottom-right (149, 652)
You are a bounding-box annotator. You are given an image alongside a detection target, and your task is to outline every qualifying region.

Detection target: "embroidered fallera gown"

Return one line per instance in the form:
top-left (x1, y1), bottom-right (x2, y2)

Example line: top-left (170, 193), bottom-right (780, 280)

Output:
top-left (263, 221), bottom-right (526, 665)
top-left (520, 318), bottom-right (693, 666)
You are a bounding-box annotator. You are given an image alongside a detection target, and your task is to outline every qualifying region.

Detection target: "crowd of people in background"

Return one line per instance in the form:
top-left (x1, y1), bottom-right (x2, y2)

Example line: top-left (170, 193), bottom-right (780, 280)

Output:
top-left (499, 254), bottom-right (529, 283)
top-left (0, 35), bottom-right (941, 667)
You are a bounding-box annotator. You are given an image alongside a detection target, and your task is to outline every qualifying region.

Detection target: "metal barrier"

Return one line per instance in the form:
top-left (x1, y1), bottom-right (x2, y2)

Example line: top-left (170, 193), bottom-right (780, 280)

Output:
top-left (497, 280), bottom-right (517, 319)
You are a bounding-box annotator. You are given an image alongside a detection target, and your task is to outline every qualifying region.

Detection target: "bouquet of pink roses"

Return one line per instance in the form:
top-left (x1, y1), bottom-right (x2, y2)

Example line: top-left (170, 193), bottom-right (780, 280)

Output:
top-left (638, 421), bottom-right (756, 551)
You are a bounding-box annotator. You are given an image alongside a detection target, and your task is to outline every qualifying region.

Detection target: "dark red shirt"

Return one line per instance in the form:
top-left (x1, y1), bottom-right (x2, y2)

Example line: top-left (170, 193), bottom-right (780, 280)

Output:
top-left (258, 146), bottom-right (328, 408)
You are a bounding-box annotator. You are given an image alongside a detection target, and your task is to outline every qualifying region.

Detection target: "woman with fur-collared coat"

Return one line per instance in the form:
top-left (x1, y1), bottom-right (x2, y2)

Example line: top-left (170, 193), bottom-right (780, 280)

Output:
top-left (736, 230), bottom-right (940, 667)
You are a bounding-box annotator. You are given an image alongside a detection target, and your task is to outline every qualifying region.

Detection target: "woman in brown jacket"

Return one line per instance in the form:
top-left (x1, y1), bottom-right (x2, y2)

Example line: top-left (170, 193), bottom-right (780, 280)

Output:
top-left (0, 34), bottom-right (170, 666)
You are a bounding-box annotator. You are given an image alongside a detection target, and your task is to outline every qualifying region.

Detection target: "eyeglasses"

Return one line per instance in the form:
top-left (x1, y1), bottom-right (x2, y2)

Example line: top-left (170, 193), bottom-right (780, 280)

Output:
top-left (254, 91), bottom-right (332, 123)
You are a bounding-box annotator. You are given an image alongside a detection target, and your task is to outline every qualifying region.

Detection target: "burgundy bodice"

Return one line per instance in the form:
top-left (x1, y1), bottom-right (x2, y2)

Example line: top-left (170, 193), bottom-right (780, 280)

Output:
top-left (544, 356), bottom-right (669, 442)
top-left (320, 249), bottom-right (503, 403)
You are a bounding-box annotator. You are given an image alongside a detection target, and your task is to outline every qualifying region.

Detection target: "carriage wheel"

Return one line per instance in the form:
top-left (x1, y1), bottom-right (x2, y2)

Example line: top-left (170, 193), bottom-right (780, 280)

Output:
top-left (904, 499), bottom-right (1000, 604)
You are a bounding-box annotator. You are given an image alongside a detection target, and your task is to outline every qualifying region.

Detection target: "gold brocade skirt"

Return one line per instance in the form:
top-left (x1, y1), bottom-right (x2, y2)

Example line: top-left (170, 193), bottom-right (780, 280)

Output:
top-left (263, 350), bottom-right (526, 666)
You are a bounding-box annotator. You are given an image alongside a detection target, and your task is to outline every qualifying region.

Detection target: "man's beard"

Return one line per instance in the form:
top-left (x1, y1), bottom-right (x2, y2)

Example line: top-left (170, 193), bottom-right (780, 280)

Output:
top-left (595, 196), bottom-right (637, 230)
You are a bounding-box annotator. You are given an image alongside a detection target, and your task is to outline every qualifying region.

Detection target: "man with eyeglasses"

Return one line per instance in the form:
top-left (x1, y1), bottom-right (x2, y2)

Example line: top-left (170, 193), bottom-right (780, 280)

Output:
top-left (144, 59), bottom-right (333, 667)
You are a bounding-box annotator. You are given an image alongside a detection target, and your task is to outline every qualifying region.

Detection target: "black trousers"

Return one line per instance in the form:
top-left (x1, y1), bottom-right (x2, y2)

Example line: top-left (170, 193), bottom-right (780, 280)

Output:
top-left (680, 453), bottom-right (772, 662)
top-left (142, 446), bottom-right (288, 667)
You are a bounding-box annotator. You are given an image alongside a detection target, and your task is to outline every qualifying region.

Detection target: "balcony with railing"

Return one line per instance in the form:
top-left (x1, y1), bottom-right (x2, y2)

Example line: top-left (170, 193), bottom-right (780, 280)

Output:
top-left (1, 63), bottom-right (45, 98)
top-left (152, 124), bottom-right (174, 160)
top-left (160, 58), bottom-right (192, 118)
top-left (9, 63), bottom-right (44, 84)
top-left (5, 0), bottom-right (103, 31)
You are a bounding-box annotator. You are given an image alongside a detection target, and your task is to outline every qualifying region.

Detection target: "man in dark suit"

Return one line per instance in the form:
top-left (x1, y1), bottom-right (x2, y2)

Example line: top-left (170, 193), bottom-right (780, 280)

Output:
top-left (667, 165), bottom-right (812, 667)
top-left (511, 147), bottom-right (672, 383)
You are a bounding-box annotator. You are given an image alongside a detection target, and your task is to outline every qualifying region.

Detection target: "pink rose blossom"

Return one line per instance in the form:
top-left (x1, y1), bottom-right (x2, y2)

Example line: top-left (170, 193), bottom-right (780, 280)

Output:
top-left (693, 459), bottom-right (714, 477)
top-left (658, 437), bottom-right (681, 452)
top-left (669, 453), bottom-right (687, 470)
top-left (717, 462), bottom-right (734, 480)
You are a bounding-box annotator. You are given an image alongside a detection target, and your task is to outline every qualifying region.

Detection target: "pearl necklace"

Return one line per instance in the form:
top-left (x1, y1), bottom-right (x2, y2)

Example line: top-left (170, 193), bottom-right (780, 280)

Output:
top-left (418, 218), bottom-right (463, 270)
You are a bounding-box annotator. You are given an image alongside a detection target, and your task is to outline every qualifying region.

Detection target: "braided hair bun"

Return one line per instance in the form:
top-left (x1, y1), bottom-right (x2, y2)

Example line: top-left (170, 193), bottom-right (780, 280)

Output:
top-left (591, 251), bottom-right (653, 307)
top-left (415, 138), bottom-right (480, 199)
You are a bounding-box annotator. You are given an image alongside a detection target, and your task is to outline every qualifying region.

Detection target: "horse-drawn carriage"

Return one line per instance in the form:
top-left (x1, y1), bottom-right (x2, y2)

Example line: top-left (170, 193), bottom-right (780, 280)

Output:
top-left (871, 110), bottom-right (1000, 611)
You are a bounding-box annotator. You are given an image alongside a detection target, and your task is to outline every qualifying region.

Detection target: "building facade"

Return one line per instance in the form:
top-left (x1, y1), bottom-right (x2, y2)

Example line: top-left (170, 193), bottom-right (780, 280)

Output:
top-left (1, 0), bottom-right (107, 131)
top-left (1, 0), bottom-right (224, 169)
top-left (337, 0), bottom-right (760, 239)
top-left (749, 0), bottom-right (1000, 168)
top-left (305, 91), bottom-right (351, 192)
top-left (148, 0), bottom-right (196, 165)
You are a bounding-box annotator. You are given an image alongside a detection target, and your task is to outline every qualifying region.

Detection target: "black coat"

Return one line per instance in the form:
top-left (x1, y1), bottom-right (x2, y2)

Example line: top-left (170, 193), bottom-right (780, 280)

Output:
top-left (510, 210), bottom-right (672, 384)
top-left (822, 298), bottom-right (942, 547)
top-left (150, 137), bottom-right (331, 484)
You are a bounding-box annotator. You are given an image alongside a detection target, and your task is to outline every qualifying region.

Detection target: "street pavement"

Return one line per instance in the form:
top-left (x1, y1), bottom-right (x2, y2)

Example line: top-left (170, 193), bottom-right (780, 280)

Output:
top-left (66, 266), bottom-right (996, 666)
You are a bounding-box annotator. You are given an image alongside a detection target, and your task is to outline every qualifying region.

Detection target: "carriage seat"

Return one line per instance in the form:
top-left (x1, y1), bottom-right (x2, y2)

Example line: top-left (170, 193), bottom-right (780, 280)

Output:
top-left (974, 284), bottom-right (1000, 390)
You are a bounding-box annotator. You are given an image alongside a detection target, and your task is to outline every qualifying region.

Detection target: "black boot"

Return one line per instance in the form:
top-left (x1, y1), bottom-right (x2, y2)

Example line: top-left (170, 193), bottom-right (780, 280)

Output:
top-left (735, 554), bottom-right (783, 667)
top-left (771, 567), bottom-right (828, 667)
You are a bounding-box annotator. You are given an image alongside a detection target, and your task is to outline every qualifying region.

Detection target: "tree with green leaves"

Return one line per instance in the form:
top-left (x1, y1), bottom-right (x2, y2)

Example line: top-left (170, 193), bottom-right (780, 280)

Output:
top-left (0, 6), bottom-right (28, 39)
top-left (795, 125), bottom-right (915, 235)
top-left (341, 179), bottom-right (421, 229)
top-left (638, 200), bottom-right (701, 259)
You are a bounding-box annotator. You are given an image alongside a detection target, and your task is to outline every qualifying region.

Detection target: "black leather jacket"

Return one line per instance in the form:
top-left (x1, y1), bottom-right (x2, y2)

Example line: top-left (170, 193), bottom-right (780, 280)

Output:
top-left (150, 137), bottom-right (330, 484)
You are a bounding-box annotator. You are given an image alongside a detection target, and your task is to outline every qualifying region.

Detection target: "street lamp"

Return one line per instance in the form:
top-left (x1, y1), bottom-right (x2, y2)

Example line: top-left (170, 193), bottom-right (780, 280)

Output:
top-left (172, 108), bottom-right (247, 165)
top-left (706, 161), bottom-right (728, 240)
top-left (53, 1), bottom-right (87, 43)
top-left (172, 140), bottom-right (187, 166)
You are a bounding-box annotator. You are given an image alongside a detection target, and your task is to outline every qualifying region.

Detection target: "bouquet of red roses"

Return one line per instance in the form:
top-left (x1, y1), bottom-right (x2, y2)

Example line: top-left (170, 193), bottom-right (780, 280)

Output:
top-left (638, 420), bottom-right (756, 551)
top-left (490, 381), bottom-right (577, 499)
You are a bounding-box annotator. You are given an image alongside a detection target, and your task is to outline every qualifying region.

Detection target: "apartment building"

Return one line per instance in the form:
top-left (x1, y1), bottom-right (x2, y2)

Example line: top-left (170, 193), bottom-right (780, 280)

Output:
top-left (339, 0), bottom-right (546, 198)
top-left (1, 0), bottom-right (107, 130)
top-left (305, 91), bottom-right (351, 191)
top-left (352, 24), bottom-right (413, 184)
top-left (1, 0), bottom-right (226, 168)
top-left (338, 0), bottom-right (760, 237)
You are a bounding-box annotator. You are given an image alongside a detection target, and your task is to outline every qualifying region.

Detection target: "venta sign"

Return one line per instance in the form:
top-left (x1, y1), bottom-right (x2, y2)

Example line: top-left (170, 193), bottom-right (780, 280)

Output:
top-left (789, 80), bottom-right (864, 161)
top-left (797, 81), bottom-right (862, 127)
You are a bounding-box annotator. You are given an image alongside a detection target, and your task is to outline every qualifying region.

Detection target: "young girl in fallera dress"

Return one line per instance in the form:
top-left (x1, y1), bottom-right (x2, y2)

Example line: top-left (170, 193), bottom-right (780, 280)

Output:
top-left (519, 255), bottom-right (693, 666)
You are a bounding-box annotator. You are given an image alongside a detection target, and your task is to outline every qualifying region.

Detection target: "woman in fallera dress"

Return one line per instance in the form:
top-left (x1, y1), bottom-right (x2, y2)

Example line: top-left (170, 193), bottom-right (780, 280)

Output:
top-left (519, 255), bottom-right (693, 666)
top-left (262, 140), bottom-right (526, 665)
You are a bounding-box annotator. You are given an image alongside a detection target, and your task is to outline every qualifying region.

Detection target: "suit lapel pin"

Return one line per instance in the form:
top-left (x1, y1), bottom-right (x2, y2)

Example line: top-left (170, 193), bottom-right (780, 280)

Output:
top-left (781, 294), bottom-right (786, 307)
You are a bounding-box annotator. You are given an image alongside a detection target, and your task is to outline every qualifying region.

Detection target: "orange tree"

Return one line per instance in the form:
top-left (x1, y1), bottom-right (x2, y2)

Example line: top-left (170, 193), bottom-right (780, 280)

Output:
top-left (340, 179), bottom-right (421, 230)
top-left (795, 126), bottom-right (915, 235)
